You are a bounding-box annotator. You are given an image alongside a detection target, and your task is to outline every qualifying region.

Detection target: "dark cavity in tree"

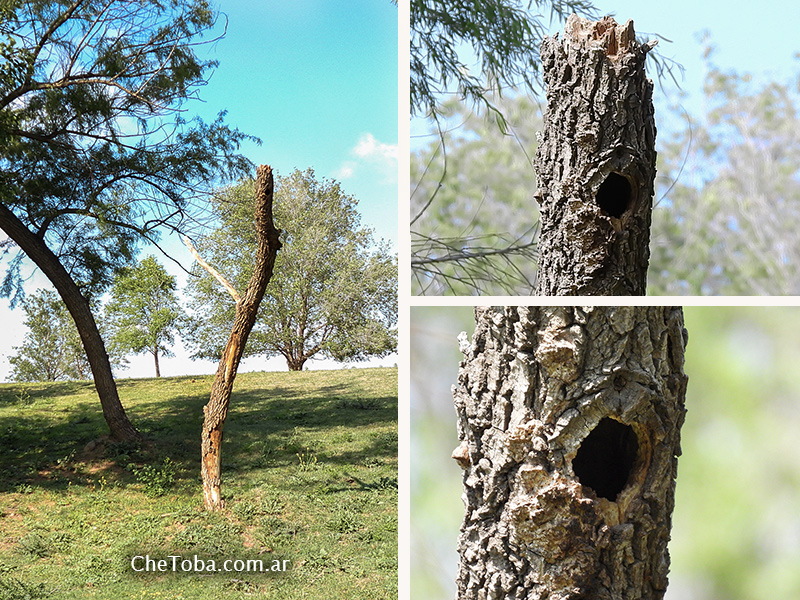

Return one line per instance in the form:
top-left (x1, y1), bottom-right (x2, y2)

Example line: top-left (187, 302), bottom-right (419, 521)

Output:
top-left (595, 172), bottom-right (632, 218)
top-left (572, 417), bottom-right (638, 501)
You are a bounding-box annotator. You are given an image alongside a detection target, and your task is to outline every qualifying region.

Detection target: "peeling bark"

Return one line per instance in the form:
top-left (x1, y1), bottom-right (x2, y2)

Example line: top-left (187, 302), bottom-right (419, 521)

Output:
top-left (453, 307), bottom-right (687, 600)
top-left (200, 165), bottom-right (282, 510)
top-left (534, 15), bottom-right (657, 296)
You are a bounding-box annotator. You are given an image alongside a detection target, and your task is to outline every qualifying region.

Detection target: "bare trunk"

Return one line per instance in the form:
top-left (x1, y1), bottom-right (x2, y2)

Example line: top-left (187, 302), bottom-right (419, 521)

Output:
top-left (287, 357), bottom-right (305, 371)
top-left (534, 15), bottom-right (657, 296)
top-left (154, 349), bottom-right (161, 378)
top-left (453, 306), bottom-right (688, 599)
top-left (0, 203), bottom-right (141, 441)
top-left (201, 165), bottom-right (281, 510)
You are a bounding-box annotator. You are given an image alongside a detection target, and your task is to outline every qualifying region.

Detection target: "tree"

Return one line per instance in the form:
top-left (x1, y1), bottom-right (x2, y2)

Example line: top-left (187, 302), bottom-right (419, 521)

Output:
top-left (199, 165), bottom-right (281, 510)
top-left (648, 39), bottom-right (800, 295)
top-left (410, 0), bottom-right (599, 120)
top-left (9, 288), bottom-right (127, 382)
top-left (185, 168), bottom-right (397, 372)
top-left (9, 288), bottom-right (90, 381)
top-left (452, 306), bottom-right (688, 599)
top-left (0, 0), bottom-right (253, 440)
top-left (105, 256), bottom-right (184, 378)
top-left (534, 15), bottom-right (657, 296)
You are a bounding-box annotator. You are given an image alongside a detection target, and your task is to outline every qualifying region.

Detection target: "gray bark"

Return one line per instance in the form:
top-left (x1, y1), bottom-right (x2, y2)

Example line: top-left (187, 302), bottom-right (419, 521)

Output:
top-left (453, 307), bottom-right (687, 600)
top-left (534, 16), bottom-right (657, 296)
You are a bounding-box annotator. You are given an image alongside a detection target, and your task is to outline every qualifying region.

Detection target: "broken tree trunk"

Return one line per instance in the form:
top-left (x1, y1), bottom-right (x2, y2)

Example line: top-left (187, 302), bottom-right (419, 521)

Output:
top-left (534, 15), bottom-right (658, 296)
top-left (453, 306), bottom-right (688, 599)
top-left (197, 165), bottom-right (282, 510)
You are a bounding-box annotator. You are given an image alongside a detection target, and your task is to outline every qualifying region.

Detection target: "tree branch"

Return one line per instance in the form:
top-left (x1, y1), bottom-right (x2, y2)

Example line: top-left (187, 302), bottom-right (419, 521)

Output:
top-left (182, 235), bottom-right (241, 304)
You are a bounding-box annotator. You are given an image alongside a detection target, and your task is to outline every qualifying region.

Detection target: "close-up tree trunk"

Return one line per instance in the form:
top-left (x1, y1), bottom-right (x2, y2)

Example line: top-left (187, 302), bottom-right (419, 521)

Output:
top-left (534, 15), bottom-right (658, 296)
top-left (199, 164), bottom-right (282, 510)
top-left (452, 307), bottom-right (688, 599)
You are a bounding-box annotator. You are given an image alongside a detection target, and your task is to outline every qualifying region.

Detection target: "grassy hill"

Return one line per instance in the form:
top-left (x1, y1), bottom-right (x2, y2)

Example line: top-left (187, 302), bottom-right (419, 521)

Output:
top-left (0, 367), bottom-right (397, 599)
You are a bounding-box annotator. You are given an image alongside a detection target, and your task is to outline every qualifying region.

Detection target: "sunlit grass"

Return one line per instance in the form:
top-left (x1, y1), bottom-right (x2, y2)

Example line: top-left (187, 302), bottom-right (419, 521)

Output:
top-left (0, 367), bottom-right (397, 599)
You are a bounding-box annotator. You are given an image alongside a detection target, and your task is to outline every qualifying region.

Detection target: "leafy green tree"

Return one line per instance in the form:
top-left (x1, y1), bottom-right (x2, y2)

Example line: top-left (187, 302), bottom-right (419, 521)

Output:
top-left (9, 289), bottom-right (90, 382)
top-left (185, 169), bottom-right (397, 371)
top-left (0, 0), bottom-right (253, 439)
top-left (9, 288), bottom-right (126, 382)
top-left (105, 257), bottom-right (184, 378)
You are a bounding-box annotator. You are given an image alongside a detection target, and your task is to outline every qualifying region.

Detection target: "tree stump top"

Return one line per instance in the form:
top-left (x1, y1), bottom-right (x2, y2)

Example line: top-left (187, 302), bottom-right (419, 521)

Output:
top-left (565, 14), bottom-right (640, 58)
top-left (534, 14), bottom-right (658, 296)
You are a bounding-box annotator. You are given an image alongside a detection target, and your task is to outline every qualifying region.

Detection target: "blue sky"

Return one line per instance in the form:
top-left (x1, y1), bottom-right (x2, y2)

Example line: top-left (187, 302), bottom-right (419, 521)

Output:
top-left (0, 0), bottom-right (398, 381)
top-left (195, 0), bottom-right (399, 245)
top-left (411, 0), bottom-right (800, 144)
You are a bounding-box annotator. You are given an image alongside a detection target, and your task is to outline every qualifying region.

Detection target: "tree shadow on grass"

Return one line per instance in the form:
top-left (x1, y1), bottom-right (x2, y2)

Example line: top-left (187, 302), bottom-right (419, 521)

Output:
top-left (0, 373), bottom-right (397, 494)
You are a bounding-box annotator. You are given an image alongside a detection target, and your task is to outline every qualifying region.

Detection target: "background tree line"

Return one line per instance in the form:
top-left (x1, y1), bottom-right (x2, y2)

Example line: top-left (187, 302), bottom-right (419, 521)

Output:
top-left (7, 168), bottom-right (397, 383)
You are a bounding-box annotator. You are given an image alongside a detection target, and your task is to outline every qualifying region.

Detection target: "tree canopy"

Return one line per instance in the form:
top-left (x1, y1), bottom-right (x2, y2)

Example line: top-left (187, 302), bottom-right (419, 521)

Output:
top-left (105, 256), bottom-right (184, 378)
top-left (0, 0), bottom-right (254, 301)
top-left (0, 0), bottom-right (254, 440)
top-left (185, 168), bottom-right (397, 371)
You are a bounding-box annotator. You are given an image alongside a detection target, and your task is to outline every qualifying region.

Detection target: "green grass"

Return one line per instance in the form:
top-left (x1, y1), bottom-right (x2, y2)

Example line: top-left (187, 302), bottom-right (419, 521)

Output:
top-left (0, 367), bottom-right (397, 599)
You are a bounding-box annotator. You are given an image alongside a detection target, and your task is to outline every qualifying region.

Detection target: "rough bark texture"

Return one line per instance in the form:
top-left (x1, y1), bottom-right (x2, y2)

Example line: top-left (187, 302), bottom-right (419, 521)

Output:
top-left (200, 165), bottom-right (282, 510)
top-left (0, 203), bottom-right (142, 442)
top-left (534, 15), bottom-right (657, 296)
top-left (453, 307), bottom-right (687, 600)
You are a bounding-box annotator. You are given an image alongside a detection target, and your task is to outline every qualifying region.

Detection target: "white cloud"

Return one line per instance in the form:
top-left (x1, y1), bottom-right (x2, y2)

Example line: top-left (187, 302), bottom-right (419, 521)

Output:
top-left (336, 163), bottom-right (356, 179)
top-left (335, 133), bottom-right (397, 181)
top-left (353, 133), bottom-right (398, 162)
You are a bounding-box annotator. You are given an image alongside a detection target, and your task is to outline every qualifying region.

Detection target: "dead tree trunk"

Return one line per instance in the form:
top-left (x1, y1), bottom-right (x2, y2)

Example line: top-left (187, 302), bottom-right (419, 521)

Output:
top-left (452, 307), bottom-right (687, 600)
top-left (534, 15), bottom-right (657, 296)
top-left (0, 203), bottom-right (142, 442)
top-left (197, 165), bottom-right (282, 510)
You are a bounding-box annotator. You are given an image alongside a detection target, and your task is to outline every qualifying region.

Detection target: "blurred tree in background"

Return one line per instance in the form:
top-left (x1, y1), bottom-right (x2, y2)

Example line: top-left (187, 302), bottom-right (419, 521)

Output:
top-left (411, 96), bottom-right (540, 294)
top-left (411, 306), bottom-right (800, 599)
top-left (649, 40), bottom-right (800, 294)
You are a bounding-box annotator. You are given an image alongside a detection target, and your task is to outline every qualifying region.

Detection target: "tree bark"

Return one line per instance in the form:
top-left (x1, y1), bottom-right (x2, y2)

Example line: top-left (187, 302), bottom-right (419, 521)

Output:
top-left (200, 165), bottom-right (282, 510)
top-left (534, 15), bottom-right (657, 296)
top-left (287, 357), bottom-right (305, 371)
top-left (153, 349), bottom-right (161, 378)
top-left (452, 306), bottom-right (687, 600)
top-left (0, 203), bottom-right (142, 441)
